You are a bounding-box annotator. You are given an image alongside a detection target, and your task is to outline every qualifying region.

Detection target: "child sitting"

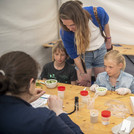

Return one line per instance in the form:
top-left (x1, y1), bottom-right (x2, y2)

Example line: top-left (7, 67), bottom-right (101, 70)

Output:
top-left (90, 50), bottom-right (134, 95)
top-left (40, 40), bottom-right (77, 85)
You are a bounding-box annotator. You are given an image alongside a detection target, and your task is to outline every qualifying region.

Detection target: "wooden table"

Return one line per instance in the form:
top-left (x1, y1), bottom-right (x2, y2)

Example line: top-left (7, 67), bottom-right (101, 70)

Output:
top-left (113, 44), bottom-right (134, 56)
top-left (40, 82), bottom-right (134, 134)
top-left (43, 40), bottom-right (57, 48)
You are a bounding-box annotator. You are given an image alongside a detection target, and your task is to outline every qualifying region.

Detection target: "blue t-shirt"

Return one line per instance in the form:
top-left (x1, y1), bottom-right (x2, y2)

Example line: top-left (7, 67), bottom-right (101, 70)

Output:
top-left (60, 6), bottom-right (109, 59)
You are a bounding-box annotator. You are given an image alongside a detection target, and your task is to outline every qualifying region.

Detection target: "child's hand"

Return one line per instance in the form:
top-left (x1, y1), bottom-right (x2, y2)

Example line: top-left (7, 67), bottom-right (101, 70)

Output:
top-left (115, 88), bottom-right (131, 95)
top-left (90, 84), bottom-right (99, 92)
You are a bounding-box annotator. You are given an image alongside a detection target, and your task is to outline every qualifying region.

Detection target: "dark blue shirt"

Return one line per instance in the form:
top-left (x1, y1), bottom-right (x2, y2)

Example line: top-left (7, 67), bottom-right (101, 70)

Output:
top-left (0, 95), bottom-right (83, 134)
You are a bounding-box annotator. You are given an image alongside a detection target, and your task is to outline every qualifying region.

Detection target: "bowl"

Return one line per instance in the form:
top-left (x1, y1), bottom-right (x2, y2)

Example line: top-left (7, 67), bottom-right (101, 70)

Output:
top-left (95, 87), bottom-right (108, 96)
top-left (45, 79), bottom-right (57, 89)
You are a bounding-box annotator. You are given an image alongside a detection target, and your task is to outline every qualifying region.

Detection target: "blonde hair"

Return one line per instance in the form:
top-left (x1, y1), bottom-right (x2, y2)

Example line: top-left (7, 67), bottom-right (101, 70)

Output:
top-left (58, 0), bottom-right (91, 55)
top-left (52, 40), bottom-right (68, 61)
top-left (104, 50), bottom-right (126, 70)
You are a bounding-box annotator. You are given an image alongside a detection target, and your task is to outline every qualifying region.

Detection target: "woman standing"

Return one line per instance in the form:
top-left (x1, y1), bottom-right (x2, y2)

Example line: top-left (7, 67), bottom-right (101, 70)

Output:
top-left (59, 0), bottom-right (112, 86)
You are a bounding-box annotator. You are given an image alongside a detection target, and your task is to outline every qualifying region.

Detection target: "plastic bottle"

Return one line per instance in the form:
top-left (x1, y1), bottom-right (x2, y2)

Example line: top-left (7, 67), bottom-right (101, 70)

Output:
top-left (101, 110), bottom-right (111, 125)
top-left (80, 91), bottom-right (88, 103)
top-left (57, 86), bottom-right (65, 99)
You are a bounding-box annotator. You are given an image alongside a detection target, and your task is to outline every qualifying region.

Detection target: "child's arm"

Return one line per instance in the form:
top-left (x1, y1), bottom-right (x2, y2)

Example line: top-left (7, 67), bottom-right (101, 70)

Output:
top-left (94, 74), bottom-right (102, 86)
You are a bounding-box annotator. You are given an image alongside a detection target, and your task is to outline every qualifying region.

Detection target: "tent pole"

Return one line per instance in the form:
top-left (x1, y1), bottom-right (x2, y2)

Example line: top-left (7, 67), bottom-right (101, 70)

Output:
top-left (57, 0), bottom-right (62, 39)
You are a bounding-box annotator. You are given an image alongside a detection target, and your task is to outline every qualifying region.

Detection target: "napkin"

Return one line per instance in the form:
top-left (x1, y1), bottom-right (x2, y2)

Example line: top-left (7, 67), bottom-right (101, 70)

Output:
top-left (112, 116), bottom-right (134, 134)
top-left (31, 94), bottom-right (50, 108)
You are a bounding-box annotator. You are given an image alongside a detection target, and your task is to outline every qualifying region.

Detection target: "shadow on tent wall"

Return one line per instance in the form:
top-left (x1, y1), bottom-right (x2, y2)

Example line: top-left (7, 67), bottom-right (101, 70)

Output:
top-left (125, 55), bottom-right (134, 76)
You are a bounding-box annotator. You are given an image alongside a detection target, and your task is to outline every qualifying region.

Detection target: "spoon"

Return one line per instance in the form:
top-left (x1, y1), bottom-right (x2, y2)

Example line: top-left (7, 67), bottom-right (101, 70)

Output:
top-left (83, 87), bottom-right (87, 91)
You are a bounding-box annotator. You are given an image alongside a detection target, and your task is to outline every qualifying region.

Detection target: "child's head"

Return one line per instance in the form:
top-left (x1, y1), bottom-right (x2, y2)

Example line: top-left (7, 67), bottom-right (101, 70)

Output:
top-left (52, 40), bottom-right (68, 62)
top-left (104, 50), bottom-right (126, 76)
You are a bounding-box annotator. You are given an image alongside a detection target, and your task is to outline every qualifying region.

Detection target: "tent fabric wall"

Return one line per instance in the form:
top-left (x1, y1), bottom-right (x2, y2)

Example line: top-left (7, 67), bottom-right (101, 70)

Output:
top-left (0, 0), bottom-right (59, 72)
top-left (0, 0), bottom-right (134, 75)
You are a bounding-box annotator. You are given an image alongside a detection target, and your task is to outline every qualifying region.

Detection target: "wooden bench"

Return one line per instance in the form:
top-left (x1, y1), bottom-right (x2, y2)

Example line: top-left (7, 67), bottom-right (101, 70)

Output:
top-left (43, 40), bottom-right (57, 48)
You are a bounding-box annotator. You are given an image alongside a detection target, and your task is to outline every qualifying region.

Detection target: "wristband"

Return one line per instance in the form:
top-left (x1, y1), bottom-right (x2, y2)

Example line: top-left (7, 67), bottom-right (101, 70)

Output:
top-left (106, 36), bottom-right (111, 39)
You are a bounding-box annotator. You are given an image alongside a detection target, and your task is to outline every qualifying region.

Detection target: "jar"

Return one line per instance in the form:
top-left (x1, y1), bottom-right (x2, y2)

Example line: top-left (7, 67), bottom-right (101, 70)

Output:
top-left (101, 110), bottom-right (111, 125)
top-left (57, 86), bottom-right (65, 99)
top-left (80, 91), bottom-right (88, 103)
top-left (90, 109), bottom-right (99, 123)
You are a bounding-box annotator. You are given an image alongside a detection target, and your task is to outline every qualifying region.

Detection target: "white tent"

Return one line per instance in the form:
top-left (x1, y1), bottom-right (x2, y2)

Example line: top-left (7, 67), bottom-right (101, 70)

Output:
top-left (0, 0), bottom-right (134, 74)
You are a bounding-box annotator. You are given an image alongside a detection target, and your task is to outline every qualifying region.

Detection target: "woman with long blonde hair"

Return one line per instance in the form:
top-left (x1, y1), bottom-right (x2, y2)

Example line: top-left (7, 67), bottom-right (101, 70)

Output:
top-left (59, 0), bottom-right (112, 86)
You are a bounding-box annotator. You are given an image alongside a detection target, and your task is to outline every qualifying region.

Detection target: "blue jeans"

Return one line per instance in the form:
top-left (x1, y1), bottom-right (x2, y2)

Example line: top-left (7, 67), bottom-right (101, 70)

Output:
top-left (84, 43), bottom-right (107, 69)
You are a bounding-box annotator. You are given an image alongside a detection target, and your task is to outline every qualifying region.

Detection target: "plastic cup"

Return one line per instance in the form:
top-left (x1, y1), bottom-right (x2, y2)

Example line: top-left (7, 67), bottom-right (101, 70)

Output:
top-left (87, 97), bottom-right (95, 110)
top-left (80, 91), bottom-right (89, 103)
top-left (90, 109), bottom-right (99, 123)
top-left (57, 86), bottom-right (65, 99)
